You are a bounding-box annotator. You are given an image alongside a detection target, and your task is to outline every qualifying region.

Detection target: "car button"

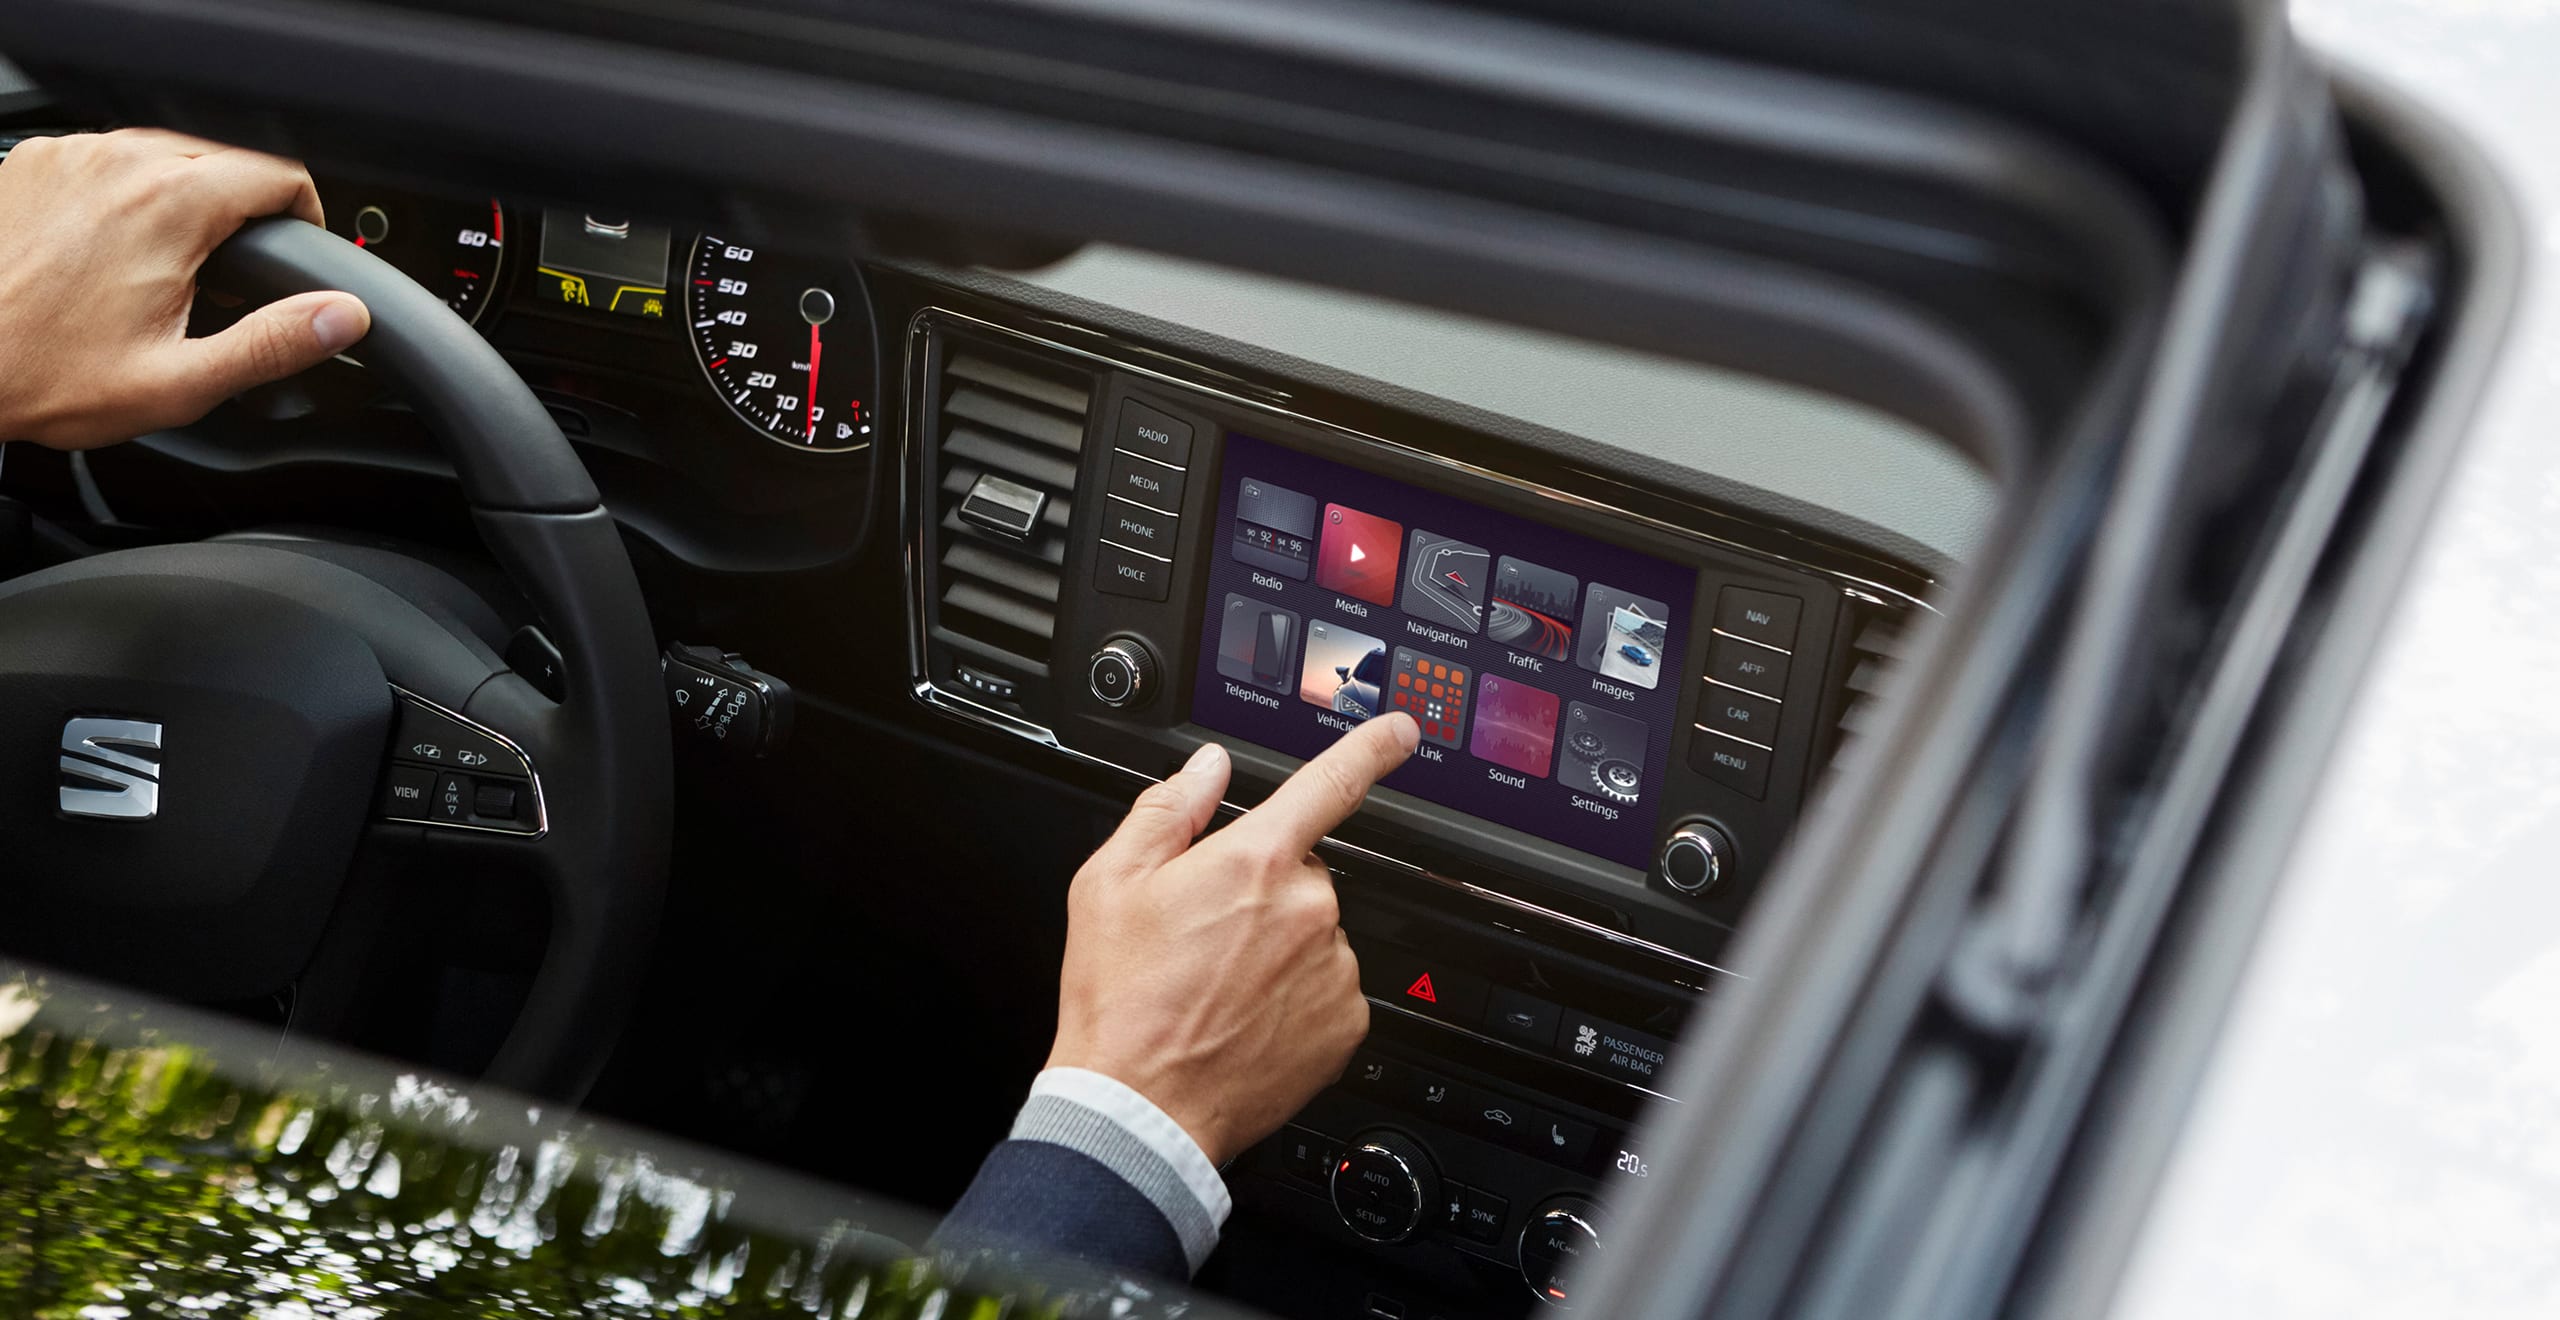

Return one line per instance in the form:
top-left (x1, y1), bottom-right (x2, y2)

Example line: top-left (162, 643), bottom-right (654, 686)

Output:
top-left (1102, 496), bottom-right (1179, 556)
top-left (1107, 447), bottom-right (1186, 514)
top-left (1093, 540), bottom-right (1172, 600)
top-left (1699, 683), bottom-right (1782, 748)
top-left (1689, 727), bottom-right (1773, 798)
top-left (1703, 633), bottom-right (1790, 697)
top-left (1116, 400), bottom-right (1195, 467)
top-left (1714, 587), bottom-right (1802, 651)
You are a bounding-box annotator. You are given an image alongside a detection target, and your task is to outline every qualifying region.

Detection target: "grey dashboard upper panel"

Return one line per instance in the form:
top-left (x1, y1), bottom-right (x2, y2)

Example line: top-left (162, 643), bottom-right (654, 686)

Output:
top-left (968, 246), bottom-right (1994, 571)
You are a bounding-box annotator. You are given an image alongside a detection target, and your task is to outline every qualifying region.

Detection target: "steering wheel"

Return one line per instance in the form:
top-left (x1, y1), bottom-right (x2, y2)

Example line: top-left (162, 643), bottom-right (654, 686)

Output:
top-left (0, 218), bottom-right (671, 1101)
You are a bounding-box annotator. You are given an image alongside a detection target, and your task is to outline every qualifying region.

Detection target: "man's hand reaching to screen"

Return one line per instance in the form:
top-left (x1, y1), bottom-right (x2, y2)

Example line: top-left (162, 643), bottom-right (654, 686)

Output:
top-left (1048, 713), bottom-right (1422, 1167)
top-left (0, 128), bottom-right (370, 449)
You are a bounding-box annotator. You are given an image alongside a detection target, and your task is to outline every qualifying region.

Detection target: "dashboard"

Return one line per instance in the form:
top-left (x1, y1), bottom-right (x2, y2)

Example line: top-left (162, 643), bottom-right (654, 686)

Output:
top-left (4, 149), bottom-right (1946, 1318)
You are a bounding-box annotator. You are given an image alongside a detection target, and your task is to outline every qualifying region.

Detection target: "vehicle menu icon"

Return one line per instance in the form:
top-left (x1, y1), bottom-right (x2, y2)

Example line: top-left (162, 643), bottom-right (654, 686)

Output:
top-left (1390, 648), bottom-right (1471, 747)
top-left (1469, 674), bottom-right (1560, 778)
top-left (1232, 477), bottom-right (1319, 580)
top-left (1400, 529), bottom-right (1491, 633)
top-left (1560, 701), bottom-right (1648, 805)
top-left (1488, 557), bottom-right (1578, 661)
top-left (1300, 621), bottom-right (1389, 720)
top-left (1316, 504), bottom-right (1404, 606)
top-left (1577, 583), bottom-right (1671, 689)
top-left (1215, 593), bottom-right (1300, 693)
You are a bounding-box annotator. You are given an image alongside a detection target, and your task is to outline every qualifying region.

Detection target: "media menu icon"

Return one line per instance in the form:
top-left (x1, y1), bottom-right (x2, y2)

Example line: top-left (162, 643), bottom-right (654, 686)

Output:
top-left (1399, 529), bottom-right (1490, 633)
top-left (1316, 504), bottom-right (1404, 607)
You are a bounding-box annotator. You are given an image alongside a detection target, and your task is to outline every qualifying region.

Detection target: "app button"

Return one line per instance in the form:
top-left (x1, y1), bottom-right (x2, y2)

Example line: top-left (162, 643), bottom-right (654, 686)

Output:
top-left (1577, 583), bottom-right (1671, 689)
top-left (1488, 557), bottom-right (1578, 661)
top-left (1215, 594), bottom-right (1301, 694)
top-left (1316, 504), bottom-right (1404, 606)
top-left (1560, 701), bottom-right (1648, 805)
top-left (1470, 675), bottom-right (1560, 779)
top-left (1399, 529), bottom-right (1491, 633)
top-left (1300, 621), bottom-right (1390, 721)
top-left (1389, 648), bottom-right (1471, 747)
top-left (1231, 477), bottom-right (1319, 580)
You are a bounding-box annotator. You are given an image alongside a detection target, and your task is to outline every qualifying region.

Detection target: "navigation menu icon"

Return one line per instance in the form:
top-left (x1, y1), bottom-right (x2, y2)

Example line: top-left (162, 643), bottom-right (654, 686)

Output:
top-left (1399, 529), bottom-right (1490, 633)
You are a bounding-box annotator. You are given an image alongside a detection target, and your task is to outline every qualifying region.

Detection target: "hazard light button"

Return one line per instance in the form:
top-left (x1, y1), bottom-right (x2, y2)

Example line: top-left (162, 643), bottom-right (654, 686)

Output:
top-left (1361, 948), bottom-right (1489, 1025)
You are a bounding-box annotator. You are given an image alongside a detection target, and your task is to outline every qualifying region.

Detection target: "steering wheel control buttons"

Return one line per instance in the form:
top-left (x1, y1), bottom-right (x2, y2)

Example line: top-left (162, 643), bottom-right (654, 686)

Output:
top-left (1088, 637), bottom-right (1159, 709)
top-left (1331, 1130), bottom-right (1438, 1244)
top-left (1659, 820), bottom-right (1735, 896)
top-left (375, 689), bottom-right (542, 837)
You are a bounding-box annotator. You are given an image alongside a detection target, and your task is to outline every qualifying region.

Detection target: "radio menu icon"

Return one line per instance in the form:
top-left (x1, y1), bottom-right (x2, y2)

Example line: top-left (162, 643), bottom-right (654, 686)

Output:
top-left (1232, 478), bottom-right (1319, 580)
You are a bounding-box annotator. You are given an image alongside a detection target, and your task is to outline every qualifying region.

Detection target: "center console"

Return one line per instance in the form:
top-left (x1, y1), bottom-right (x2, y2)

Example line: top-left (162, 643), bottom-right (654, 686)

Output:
top-left (901, 300), bottom-right (1926, 1313)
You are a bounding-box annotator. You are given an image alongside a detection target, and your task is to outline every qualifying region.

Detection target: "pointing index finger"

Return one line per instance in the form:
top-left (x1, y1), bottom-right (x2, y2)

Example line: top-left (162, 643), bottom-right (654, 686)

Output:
top-left (1225, 712), bottom-right (1419, 861)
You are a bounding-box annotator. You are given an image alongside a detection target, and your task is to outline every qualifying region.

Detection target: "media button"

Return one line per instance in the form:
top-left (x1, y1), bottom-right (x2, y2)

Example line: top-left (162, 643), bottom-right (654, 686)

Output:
top-left (1102, 496), bottom-right (1178, 555)
top-left (1713, 587), bottom-right (1802, 651)
top-left (1107, 447), bottom-right (1186, 514)
top-left (1115, 399), bottom-right (1195, 467)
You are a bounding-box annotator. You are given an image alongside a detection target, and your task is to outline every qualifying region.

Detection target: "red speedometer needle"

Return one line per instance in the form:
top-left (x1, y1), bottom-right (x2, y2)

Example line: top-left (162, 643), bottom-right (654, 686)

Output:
top-left (805, 322), bottom-right (823, 442)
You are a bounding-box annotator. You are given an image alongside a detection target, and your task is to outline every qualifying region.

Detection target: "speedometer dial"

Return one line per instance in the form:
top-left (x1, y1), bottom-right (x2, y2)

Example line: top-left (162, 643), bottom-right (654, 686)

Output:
top-left (682, 236), bottom-right (878, 453)
top-left (315, 178), bottom-right (506, 325)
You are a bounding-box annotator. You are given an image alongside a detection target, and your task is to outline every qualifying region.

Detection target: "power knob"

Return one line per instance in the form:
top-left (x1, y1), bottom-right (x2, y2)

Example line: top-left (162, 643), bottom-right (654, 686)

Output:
top-left (1329, 1129), bottom-right (1438, 1244)
top-left (1658, 819), bottom-right (1735, 897)
top-left (1087, 636), bottom-right (1159, 709)
top-left (1518, 1197), bottom-right (1606, 1307)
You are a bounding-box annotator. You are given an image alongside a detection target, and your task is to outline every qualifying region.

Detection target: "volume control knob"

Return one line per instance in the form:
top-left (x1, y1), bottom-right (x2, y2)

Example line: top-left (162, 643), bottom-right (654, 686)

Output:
top-left (1658, 819), bottom-right (1735, 896)
top-left (1087, 637), bottom-right (1159, 709)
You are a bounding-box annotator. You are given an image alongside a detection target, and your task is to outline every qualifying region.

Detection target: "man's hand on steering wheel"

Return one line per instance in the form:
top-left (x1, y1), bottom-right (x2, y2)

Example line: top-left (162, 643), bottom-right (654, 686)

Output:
top-left (0, 128), bottom-right (369, 449)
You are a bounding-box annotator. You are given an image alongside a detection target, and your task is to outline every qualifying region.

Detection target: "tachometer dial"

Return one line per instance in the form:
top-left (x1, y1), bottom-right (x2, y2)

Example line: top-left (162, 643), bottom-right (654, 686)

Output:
top-left (315, 179), bottom-right (507, 325)
top-left (682, 236), bottom-right (878, 452)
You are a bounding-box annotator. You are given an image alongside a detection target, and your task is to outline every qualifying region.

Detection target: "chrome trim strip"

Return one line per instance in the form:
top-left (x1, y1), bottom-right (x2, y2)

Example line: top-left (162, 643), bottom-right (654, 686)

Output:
top-left (1113, 445), bottom-right (1188, 474)
top-left (1708, 626), bottom-right (1793, 656)
top-left (1098, 536), bottom-right (1172, 564)
top-left (1692, 723), bottom-right (1777, 754)
top-left (1703, 676), bottom-right (1782, 705)
top-left (1367, 997), bottom-right (1684, 1107)
top-left (899, 304), bottom-right (1922, 985)
top-left (383, 684), bottom-right (549, 840)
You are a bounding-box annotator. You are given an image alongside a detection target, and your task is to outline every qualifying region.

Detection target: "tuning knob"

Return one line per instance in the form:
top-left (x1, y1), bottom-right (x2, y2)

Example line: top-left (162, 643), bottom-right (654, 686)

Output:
top-left (1658, 819), bottom-right (1735, 896)
top-left (1330, 1129), bottom-right (1438, 1244)
top-left (1518, 1197), bottom-right (1606, 1307)
top-left (1087, 636), bottom-right (1159, 709)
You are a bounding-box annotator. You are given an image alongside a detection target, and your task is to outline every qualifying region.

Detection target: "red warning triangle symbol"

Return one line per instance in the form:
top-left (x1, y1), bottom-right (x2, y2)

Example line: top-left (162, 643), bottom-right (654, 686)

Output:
top-left (1405, 973), bottom-right (1438, 1004)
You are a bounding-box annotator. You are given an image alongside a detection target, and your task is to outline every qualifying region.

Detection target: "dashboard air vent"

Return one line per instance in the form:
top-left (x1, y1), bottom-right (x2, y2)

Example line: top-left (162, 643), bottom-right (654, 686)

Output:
top-left (1821, 599), bottom-right (1915, 783)
top-left (923, 345), bottom-right (1094, 698)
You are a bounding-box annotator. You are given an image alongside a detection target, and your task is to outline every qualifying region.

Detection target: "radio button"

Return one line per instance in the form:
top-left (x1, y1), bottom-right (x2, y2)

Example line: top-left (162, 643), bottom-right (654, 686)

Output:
top-left (1699, 683), bottom-right (1781, 746)
top-left (1107, 447), bottom-right (1186, 514)
top-left (1102, 496), bottom-right (1179, 555)
top-left (1704, 634), bottom-right (1790, 697)
top-left (1093, 541), bottom-right (1172, 601)
top-left (1713, 587), bottom-right (1802, 650)
top-left (1116, 399), bottom-right (1195, 466)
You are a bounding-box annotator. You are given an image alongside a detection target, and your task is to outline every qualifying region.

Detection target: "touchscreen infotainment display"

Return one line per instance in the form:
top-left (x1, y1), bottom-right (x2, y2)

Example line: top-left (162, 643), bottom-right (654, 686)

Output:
top-left (1191, 432), bottom-right (1696, 869)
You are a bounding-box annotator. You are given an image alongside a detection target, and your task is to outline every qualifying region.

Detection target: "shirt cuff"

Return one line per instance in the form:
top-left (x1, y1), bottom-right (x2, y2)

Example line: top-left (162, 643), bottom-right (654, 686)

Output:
top-left (1011, 1067), bottom-right (1233, 1273)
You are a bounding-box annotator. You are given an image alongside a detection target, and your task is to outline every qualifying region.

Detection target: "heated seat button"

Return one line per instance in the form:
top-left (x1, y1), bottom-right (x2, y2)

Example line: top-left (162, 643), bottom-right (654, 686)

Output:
top-left (1276, 1125), bottom-right (1340, 1189)
top-left (379, 764), bottom-right (435, 820)
top-left (1703, 633), bottom-right (1790, 698)
top-left (1714, 587), bottom-right (1802, 651)
top-left (1699, 683), bottom-right (1782, 747)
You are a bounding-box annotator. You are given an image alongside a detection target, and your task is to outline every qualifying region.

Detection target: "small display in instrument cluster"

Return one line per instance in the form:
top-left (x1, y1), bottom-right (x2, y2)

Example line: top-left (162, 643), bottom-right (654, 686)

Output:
top-left (533, 209), bottom-right (673, 319)
top-left (1192, 432), bottom-right (1698, 869)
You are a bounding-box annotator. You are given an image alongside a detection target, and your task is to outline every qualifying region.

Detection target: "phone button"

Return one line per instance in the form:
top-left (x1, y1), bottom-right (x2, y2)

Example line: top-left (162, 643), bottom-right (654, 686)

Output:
top-left (1102, 495), bottom-right (1179, 555)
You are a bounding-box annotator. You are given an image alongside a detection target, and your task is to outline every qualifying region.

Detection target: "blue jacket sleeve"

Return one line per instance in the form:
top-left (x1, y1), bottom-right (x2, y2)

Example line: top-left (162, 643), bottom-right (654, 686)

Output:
top-left (930, 1138), bottom-right (1194, 1283)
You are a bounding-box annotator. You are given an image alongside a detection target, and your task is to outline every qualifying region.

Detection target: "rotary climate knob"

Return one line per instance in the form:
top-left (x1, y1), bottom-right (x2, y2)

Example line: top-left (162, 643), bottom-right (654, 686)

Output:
top-left (1086, 636), bottom-right (1159, 709)
top-left (1518, 1197), bottom-right (1606, 1307)
top-left (1329, 1129), bottom-right (1438, 1244)
top-left (1658, 819), bottom-right (1735, 896)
